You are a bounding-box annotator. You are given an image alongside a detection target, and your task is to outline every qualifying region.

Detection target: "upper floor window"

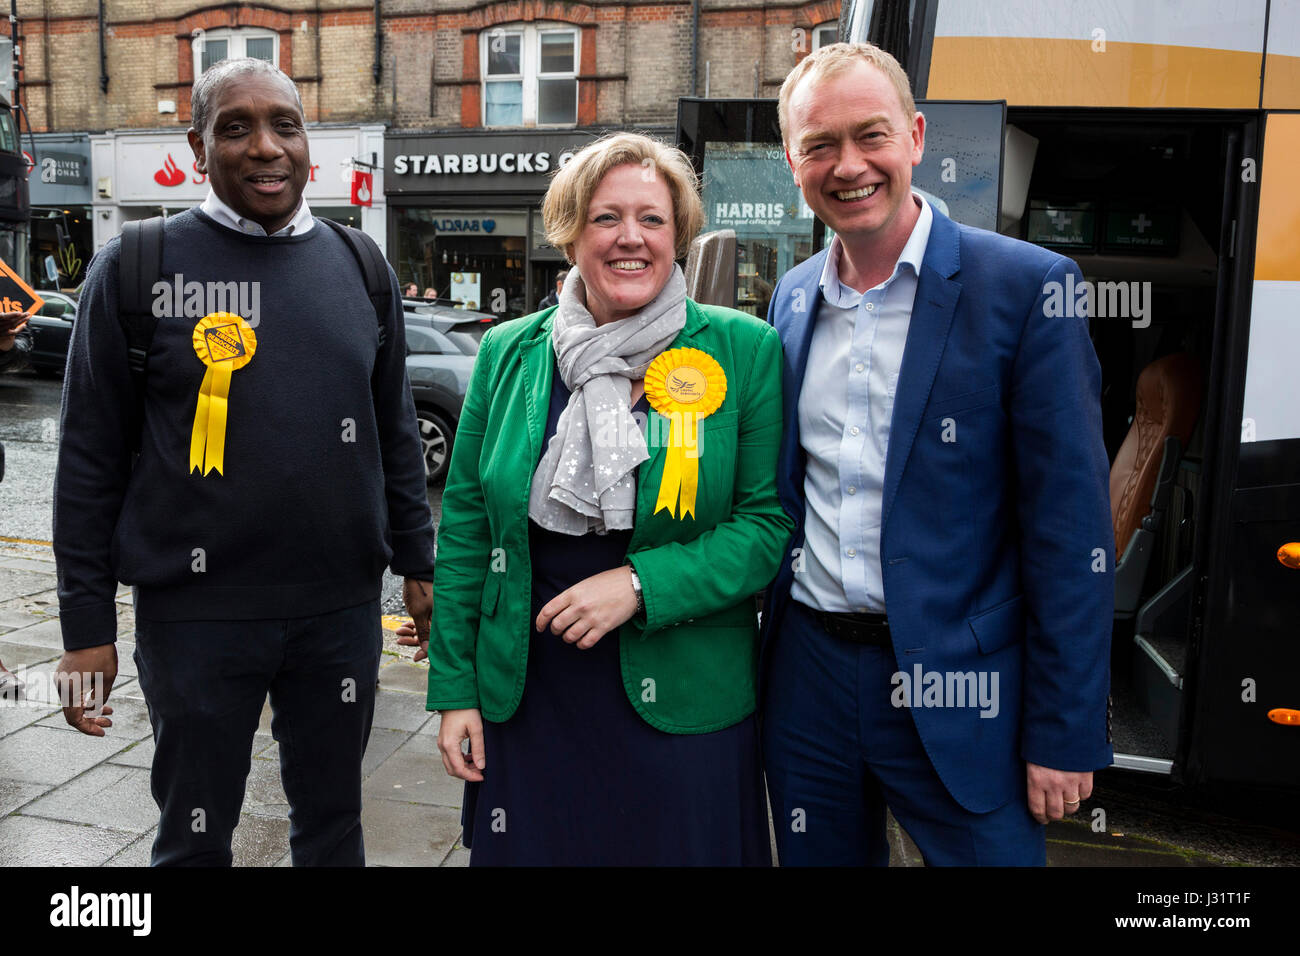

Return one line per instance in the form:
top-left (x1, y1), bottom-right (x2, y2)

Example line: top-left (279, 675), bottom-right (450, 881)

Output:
top-left (481, 25), bottom-right (577, 127)
top-left (812, 22), bottom-right (839, 50)
top-left (193, 27), bottom-right (279, 77)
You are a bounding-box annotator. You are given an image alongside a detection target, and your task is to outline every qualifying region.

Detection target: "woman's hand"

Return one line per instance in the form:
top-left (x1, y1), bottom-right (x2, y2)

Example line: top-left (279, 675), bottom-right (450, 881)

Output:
top-left (0, 310), bottom-right (29, 351)
top-left (535, 566), bottom-right (638, 650)
top-left (437, 708), bottom-right (485, 781)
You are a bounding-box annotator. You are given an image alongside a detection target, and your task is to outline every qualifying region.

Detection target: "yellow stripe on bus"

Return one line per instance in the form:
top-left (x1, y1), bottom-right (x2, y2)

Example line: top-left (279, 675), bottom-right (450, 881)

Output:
top-left (1264, 53), bottom-right (1300, 109)
top-left (1255, 114), bottom-right (1300, 283)
top-left (928, 37), bottom-right (1262, 108)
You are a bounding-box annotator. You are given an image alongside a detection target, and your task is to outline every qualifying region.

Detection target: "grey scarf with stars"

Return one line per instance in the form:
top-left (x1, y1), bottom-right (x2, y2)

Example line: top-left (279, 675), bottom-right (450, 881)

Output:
top-left (528, 263), bottom-right (688, 535)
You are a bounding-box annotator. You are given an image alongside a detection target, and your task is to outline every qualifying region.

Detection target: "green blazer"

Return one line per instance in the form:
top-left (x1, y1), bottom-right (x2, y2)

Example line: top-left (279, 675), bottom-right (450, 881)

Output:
top-left (424, 299), bottom-right (793, 734)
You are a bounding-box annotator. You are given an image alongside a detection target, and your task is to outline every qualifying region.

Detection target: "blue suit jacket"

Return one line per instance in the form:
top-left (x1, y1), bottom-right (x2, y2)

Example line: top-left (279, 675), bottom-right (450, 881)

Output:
top-left (761, 204), bottom-right (1114, 813)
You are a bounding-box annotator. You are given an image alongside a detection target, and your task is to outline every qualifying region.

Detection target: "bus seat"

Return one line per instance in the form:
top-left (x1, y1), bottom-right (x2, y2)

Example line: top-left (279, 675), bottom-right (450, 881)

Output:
top-left (1111, 352), bottom-right (1202, 616)
top-left (684, 229), bottom-right (737, 307)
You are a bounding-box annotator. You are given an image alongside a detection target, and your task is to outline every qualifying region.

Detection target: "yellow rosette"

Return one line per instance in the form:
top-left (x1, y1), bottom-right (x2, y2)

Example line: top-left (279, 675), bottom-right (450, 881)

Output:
top-left (644, 347), bottom-right (727, 519)
top-left (189, 312), bottom-right (257, 476)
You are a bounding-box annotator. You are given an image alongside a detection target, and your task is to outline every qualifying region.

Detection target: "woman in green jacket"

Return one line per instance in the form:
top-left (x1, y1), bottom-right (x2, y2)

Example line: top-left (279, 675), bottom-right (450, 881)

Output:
top-left (418, 132), bottom-right (793, 865)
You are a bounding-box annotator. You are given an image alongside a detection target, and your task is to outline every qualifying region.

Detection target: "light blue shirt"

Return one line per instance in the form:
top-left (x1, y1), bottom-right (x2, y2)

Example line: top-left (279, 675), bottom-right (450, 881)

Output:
top-left (200, 190), bottom-right (314, 237)
top-left (791, 194), bottom-right (933, 613)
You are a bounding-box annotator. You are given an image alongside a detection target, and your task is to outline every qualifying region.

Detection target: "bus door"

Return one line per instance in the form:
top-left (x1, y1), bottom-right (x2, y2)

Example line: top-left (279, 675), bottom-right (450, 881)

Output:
top-left (1184, 111), bottom-right (1300, 801)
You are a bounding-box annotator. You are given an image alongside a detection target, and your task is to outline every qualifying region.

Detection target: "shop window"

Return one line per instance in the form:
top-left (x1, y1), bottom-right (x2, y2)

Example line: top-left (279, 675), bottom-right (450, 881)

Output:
top-left (482, 25), bottom-right (577, 127)
top-left (193, 28), bottom-right (278, 77)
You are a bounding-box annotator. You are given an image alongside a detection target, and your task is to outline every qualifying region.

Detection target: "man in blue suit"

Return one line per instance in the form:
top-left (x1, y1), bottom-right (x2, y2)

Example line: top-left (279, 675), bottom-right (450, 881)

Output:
top-left (761, 42), bottom-right (1114, 866)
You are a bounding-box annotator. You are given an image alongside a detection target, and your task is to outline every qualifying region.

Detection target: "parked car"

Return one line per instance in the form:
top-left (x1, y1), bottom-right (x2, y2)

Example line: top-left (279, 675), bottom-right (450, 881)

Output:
top-left (404, 306), bottom-right (491, 483)
top-left (26, 291), bottom-right (78, 376)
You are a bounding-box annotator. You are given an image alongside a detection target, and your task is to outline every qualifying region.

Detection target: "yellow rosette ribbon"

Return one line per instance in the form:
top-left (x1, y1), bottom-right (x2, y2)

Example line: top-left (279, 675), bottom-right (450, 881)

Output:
top-left (189, 312), bottom-right (256, 476)
top-left (644, 347), bottom-right (727, 519)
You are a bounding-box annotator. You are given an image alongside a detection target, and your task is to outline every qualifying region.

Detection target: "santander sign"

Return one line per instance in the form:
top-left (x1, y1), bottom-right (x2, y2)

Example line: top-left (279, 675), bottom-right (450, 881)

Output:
top-left (154, 153), bottom-right (187, 187)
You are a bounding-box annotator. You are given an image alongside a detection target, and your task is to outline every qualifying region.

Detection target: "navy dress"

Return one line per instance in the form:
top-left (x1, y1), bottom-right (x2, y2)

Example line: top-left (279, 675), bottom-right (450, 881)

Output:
top-left (461, 363), bottom-right (771, 866)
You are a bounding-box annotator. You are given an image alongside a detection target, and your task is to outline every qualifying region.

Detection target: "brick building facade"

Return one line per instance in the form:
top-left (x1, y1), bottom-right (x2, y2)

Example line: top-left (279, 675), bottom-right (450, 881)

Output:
top-left (4, 0), bottom-right (841, 134)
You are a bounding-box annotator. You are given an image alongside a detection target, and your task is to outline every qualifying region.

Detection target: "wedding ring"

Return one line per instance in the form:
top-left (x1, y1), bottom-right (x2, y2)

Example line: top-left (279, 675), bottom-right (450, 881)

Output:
top-left (1064, 797), bottom-right (1081, 806)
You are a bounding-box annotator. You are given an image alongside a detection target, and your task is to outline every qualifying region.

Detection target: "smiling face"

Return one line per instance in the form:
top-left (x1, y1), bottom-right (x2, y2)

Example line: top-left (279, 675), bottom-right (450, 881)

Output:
top-left (569, 163), bottom-right (677, 325)
top-left (785, 59), bottom-right (925, 257)
top-left (187, 72), bottom-right (311, 234)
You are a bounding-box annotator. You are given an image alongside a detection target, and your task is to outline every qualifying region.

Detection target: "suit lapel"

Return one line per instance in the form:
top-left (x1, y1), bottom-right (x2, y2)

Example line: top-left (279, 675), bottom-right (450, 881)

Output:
top-left (777, 253), bottom-right (826, 522)
top-left (882, 209), bottom-right (963, 529)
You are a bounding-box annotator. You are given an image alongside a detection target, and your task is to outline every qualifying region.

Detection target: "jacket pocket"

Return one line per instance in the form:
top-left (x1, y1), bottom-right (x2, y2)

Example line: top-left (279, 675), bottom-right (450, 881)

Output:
top-left (967, 594), bottom-right (1024, 654)
top-left (927, 384), bottom-right (999, 419)
top-left (480, 573), bottom-right (502, 615)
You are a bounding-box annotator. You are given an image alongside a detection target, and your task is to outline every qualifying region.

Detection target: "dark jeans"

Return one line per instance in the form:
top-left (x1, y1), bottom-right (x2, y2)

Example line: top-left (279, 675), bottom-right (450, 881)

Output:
top-left (132, 599), bottom-right (382, 866)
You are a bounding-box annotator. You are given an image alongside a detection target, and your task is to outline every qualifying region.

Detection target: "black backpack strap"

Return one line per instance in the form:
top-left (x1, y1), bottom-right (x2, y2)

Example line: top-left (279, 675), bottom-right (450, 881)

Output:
top-left (118, 216), bottom-right (165, 376)
top-left (117, 216), bottom-right (164, 453)
top-left (322, 217), bottom-right (390, 349)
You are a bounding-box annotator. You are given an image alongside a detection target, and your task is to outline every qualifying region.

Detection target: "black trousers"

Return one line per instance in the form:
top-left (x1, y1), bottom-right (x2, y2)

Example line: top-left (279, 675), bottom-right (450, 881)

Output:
top-left (132, 599), bottom-right (382, 866)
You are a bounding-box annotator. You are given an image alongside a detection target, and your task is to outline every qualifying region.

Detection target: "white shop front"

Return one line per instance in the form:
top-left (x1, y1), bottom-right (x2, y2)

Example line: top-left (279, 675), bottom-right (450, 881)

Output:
top-left (89, 124), bottom-right (386, 252)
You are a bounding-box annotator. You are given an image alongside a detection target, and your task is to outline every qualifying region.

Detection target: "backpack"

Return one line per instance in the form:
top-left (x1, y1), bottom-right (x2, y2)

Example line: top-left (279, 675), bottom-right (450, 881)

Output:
top-left (117, 215), bottom-right (392, 451)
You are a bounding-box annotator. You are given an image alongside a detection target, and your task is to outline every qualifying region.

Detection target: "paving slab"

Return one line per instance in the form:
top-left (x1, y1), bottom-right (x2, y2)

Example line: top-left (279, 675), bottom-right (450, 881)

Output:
top-left (21, 763), bottom-right (160, 834)
top-left (1046, 840), bottom-right (1206, 866)
top-left (241, 754), bottom-right (289, 814)
top-left (370, 689), bottom-right (431, 733)
top-left (0, 609), bottom-right (50, 630)
top-left (0, 569), bottom-right (57, 602)
top-left (0, 725), bottom-right (133, 785)
top-left (361, 727), bottom-right (409, 777)
top-left (0, 643), bottom-right (58, 669)
top-left (361, 798), bottom-right (462, 867)
top-left (0, 778), bottom-right (51, 817)
top-left (0, 618), bottom-right (64, 650)
top-left (0, 699), bottom-right (58, 737)
top-left (232, 813), bottom-right (291, 866)
top-left (417, 710), bottom-right (441, 736)
top-left (103, 830), bottom-right (156, 868)
top-left (0, 814), bottom-right (139, 866)
top-left (0, 556), bottom-right (59, 573)
top-left (441, 845), bottom-right (471, 867)
top-left (378, 660), bottom-right (431, 695)
top-left (106, 736), bottom-right (156, 770)
top-left (362, 736), bottom-right (463, 809)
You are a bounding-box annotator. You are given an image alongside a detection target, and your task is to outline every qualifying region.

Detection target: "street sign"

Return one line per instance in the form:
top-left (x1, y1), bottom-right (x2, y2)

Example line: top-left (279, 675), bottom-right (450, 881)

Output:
top-left (0, 256), bottom-right (45, 315)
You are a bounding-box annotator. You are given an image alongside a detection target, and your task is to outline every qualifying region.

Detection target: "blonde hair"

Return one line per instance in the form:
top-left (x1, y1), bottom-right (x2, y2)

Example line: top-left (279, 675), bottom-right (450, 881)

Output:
top-left (541, 132), bottom-right (703, 261)
top-left (778, 42), bottom-right (916, 149)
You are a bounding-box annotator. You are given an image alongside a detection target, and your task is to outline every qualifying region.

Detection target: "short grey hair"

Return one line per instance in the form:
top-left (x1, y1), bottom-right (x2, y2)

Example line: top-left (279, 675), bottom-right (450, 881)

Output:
top-left (191, 58), bottom-right (304, 137)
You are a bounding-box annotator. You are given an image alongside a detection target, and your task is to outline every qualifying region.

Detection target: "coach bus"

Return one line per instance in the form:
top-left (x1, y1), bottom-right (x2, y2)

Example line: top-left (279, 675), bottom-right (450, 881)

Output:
top-left (676, 0), bottom-right (1300, 814)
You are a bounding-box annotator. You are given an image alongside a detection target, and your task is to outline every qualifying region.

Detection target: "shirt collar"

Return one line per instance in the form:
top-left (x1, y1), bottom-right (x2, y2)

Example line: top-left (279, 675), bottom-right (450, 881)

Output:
top-left (818, 192), bottom-right (933, 307)
top-left (200, 190), bottom-right (314, 237)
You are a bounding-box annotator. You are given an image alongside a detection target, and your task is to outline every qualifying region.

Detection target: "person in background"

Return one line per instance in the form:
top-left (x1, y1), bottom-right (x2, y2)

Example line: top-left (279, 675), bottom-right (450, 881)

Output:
top-left (0, 309), bottom-right (33, 697)
top-left (423, 287), bottom-right (437, 301)
top-left (404, 132), bottom-right (792, 865)
top-left (538, 269), bottom-right (568, 310)
top-left (403, 283), bottom-right (419, 298)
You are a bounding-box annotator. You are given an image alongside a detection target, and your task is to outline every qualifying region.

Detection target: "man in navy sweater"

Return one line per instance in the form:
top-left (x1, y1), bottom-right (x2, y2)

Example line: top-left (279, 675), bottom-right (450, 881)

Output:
top-left (52, 58), bottom-right (436, 866)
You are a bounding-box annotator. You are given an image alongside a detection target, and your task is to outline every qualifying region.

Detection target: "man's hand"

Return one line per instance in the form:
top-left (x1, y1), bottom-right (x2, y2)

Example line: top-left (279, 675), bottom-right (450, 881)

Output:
top-left (55, 645), bottom-right (118, 737)
top-left (1026, 762), bottom-right (1093, 824)
top-left (394, 620), bottom-right (427, 662)
top-left (437, 708), bottom-right (485, 781)
top-left (0, 310), bottom-right (29, 351)
top-left (534, 566), bottom-right (638, 650)
top-left (402, 577), bottom-right (432, 643)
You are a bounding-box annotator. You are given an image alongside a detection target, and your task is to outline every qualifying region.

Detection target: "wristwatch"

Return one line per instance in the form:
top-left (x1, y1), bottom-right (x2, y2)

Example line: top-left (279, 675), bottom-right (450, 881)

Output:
top-left (627, 565), bottom-right (644, 614)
